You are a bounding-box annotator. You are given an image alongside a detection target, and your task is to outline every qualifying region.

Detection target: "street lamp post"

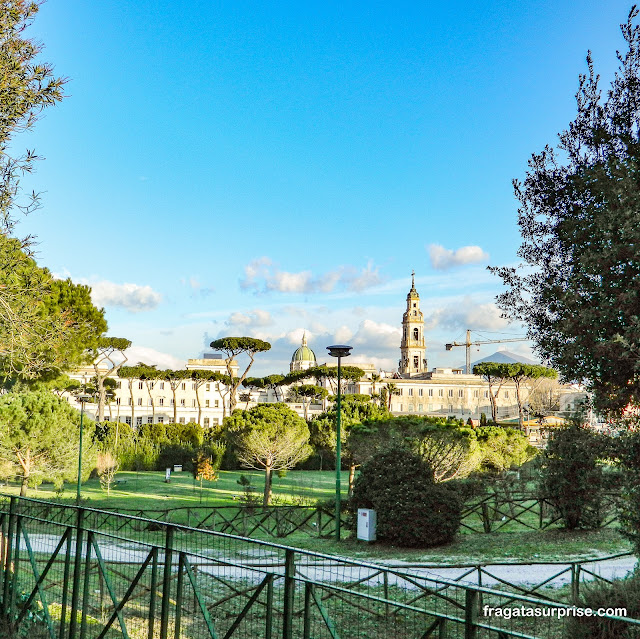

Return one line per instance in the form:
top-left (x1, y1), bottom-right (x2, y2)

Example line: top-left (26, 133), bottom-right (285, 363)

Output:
top-left (76, 395), bottom-right (91, 506)
top-left (327, 345), bottom-right (352, 541)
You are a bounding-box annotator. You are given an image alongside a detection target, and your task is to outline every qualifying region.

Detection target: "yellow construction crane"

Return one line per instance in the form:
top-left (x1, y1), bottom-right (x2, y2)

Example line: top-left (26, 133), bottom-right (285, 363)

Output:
top-left (445, 330), bottom-right (529, 375)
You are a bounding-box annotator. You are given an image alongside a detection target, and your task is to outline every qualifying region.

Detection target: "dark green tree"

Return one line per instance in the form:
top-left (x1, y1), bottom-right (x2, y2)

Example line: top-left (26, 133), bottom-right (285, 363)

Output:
top-left (491, 7), bottom-right (640, 414)
top-left (350, 448), bottom-right (462, 547)
top-left (0, 238), bottom-right (106, 385)
top-left (210, 337), bottom-right (271, 413)
top-left (224, 403), bottom-right (311, 505)
top-left (0, 390), bottom-right (96, 495)
top-left (42, 278), bottom-right (107, 369)
top-left (539, 425), bottom-right (608, 529)
top-left (309, 394), bottom-right (389, 486)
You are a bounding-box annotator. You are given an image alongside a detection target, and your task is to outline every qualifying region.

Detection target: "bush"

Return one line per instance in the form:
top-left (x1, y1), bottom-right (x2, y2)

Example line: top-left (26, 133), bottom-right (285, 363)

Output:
top-left (566, 569), bottom-right (640, 639)
top-left (539, 425), bottom-right (608, 530)
top-left (615, 432), bottom-right (640, 555)
top-left (349, 448), bottom-right (462, 548)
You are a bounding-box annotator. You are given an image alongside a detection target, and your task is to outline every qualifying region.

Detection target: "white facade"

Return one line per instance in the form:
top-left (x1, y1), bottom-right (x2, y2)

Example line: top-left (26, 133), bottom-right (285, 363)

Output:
top-left (66, 274), bottom-right (557, 426)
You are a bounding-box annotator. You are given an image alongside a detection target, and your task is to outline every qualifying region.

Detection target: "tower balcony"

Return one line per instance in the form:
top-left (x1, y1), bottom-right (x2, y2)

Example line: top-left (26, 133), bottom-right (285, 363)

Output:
top-left (401, 339), bottom-right (425, 348)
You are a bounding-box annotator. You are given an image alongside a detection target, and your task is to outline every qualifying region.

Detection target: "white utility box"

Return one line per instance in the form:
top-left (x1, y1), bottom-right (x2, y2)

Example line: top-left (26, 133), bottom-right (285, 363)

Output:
top-left (357, 508), bottom-right (377, 542)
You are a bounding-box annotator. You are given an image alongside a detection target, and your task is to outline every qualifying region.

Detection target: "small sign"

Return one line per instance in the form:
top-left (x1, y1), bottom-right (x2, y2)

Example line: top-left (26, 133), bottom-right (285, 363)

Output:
top-left (173, 465), bottom-right (183, 472)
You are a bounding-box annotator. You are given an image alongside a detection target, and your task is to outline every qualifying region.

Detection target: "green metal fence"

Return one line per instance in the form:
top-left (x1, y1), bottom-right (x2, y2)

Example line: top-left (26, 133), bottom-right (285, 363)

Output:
top-left (19, 502), bottom-right (349, 540)
top-left (11, 491), bottom-right (621, 543)
top-left (0, 495), bottom-right (638, 638)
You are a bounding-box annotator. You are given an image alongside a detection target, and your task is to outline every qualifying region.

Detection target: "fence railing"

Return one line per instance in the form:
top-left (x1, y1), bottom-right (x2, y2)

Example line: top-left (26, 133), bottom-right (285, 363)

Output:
top-left (460, 492), bottom-right (621, 533)
top-left (0, 495), bottom-right (639, 639)
top-left (18, 500), bottom-right (350, 540)
top-left (13, 490), bottom-right (622, 545)
top-left (379, 551), bottom-right (637, 604)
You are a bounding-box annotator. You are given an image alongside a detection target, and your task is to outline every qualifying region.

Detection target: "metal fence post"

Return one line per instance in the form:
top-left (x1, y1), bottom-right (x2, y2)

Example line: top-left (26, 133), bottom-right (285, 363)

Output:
top-left (174, 553), bottom-right (184, 639)
top-left (80, 531), bottom-right (93, 639)
top-left (160, 525), bottom-right (174, 639)
top-left (282, 549), bottom-right (295, 639)
top-left (59, 526), bottom-right (73, 639)
top-left (302, 582), bottom-right (311, 639)
top-left (69, 508), bottom-right (85, 639)
top-left (464, 589), bottom-right (479, 639)
top-left (1, 496), bottom-right (17, 618)
top-left (148, 547), bottom-right (158, 639)
top-left (265, 573), bottom-right (273, 639)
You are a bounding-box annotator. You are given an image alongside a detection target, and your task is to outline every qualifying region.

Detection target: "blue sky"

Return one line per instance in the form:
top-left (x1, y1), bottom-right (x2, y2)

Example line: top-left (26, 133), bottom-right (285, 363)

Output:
top-left (17, 0), bottom-right (632, 374)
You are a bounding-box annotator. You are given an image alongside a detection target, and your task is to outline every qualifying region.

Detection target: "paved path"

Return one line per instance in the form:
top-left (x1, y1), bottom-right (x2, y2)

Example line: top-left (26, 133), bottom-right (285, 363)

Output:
top-left (16, 532), bottom-right (637, 592)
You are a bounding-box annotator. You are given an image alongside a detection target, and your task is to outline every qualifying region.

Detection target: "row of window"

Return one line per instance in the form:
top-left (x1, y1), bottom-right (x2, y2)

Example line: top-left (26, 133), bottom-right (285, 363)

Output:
top-left (105, 416), bottom-right (221, 427)
top-left (395, 388), bottom-right (510, 399)
top-left (117, 381), bottom-right (223, 392)
top-left (119, 398), bottom-right (221, 407)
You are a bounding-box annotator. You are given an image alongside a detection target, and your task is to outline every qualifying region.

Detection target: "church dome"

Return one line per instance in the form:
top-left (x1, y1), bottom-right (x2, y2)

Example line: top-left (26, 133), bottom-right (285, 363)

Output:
top-left (290, 333), bottom-right (317, 371)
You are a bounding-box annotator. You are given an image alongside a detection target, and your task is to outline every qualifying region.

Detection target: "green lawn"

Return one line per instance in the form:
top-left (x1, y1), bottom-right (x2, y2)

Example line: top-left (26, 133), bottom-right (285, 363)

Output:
top-left (2, 469), bottom-right (631, 564)
top-left (9, 469), bottom-right (347, 510)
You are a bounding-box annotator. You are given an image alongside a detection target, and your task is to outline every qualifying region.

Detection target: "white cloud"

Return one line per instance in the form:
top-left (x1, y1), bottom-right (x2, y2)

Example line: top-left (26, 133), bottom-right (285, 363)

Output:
top-left (427, 299), bottom-right (511, 332)
top-left (428, 244), bottom-right (489, 270)
top-left (240, 257), bottom-right (386, 294)
top-left (116, 346), bottom-right (184, 370)
top-left (226, 309), bottom-right (274, 328)
top-left (351, 319), bottom-right (401, 350)
top-left (90, 281), bottom-right (162, 312)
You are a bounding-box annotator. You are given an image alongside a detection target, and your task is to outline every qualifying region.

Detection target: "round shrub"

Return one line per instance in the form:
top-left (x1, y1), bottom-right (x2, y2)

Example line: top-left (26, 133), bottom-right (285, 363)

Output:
top-left (349, 448), bottom-right (462, 548)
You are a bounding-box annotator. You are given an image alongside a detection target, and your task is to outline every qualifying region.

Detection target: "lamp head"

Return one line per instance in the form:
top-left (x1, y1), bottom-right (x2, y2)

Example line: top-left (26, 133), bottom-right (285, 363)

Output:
top-left (445, 344), bottom-right (452, 351)
top-left (327, 345), bottom-right (352, 358)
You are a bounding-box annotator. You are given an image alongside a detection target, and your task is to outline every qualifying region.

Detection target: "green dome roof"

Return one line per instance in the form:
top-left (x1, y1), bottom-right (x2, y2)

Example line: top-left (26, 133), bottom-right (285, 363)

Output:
top-left (291, 333), bottom-right (316, 364)
top-left (291, 345), bottom-right (316, 363)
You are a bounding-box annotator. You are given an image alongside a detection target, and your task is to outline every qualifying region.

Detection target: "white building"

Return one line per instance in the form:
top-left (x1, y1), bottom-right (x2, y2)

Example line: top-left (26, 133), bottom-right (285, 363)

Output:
top-left (69, 274), bottom-right (548, 426)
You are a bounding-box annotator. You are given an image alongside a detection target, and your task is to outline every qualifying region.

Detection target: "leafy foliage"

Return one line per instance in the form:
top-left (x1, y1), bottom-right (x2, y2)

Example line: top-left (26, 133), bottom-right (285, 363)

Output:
top-left (224, 403), bottom-right (311, 505)
top-left (539, 425), bottom-right (608, 529)
top-left (309, 394), bottom-right (390, 451)
top-left (567, 569), bottom-right (640, 639)
top-left (350, 448), bottom-right (462, 547)
top-left (491, 7), bottom-right (640, 413)
top-left (0, 391), bottom-right (96, 494)
top-left (210, 337), bottom-right (271, 412)
top-left (0, 238), bottom-right (106, 385)
top-left (349, 416), bottom-right (535, 481)
top-left (0, 0), bottom-right (66, 237)
top-left (614, 431), bottom-right (640, 555)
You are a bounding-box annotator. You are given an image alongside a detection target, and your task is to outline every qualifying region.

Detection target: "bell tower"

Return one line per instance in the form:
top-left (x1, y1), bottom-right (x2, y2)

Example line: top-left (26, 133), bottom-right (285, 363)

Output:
top-left (399, 271), bottom-right (427, 376)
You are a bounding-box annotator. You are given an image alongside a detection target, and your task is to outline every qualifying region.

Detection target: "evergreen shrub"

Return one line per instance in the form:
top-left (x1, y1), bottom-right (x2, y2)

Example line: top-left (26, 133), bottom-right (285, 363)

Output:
top-left (349, 448), bottom-right (462, 547)
top-left (539, 425), bottom-right (607, 530)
